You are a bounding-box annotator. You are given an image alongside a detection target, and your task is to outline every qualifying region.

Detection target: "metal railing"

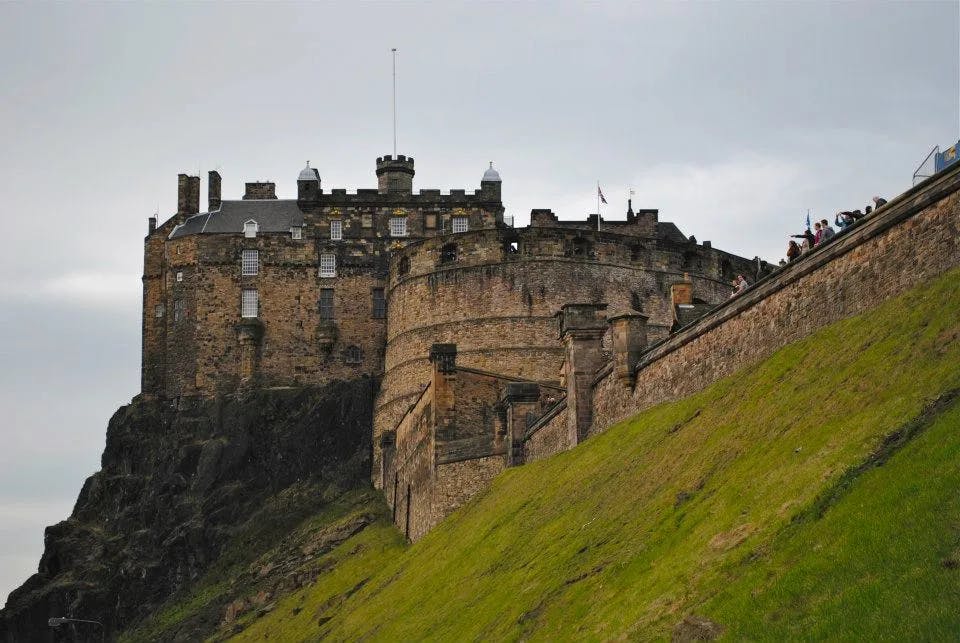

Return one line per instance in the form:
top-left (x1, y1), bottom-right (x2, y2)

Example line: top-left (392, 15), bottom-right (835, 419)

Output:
top-left (913, 145), bottom-right (939, 186)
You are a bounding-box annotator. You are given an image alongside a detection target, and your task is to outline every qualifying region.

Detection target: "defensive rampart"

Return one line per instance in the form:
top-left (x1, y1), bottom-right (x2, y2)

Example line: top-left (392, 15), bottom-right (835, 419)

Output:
top-left (590, 163), bottom-right (960, 433)
top-left (374, 225), bottom-right (759, 484)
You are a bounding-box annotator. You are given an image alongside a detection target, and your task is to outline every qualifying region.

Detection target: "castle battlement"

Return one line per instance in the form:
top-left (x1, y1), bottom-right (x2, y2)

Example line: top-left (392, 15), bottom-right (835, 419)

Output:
top-left (140, 154), bottom-right (767, 488)
top-left (380, 160), bottom-right (960, 541)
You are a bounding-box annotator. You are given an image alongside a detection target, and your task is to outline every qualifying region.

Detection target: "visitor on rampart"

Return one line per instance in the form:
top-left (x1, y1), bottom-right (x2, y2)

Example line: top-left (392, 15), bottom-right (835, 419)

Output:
top-left (835, 211), bottom-right (855, 231)
top-left (790, 229), bottom-right (815, 254)
top-left (729, 274), bottom-right (749, 298)
top-left (819, 219), bottom-right (836, 244)
top-left (786, 240), bottom-right (801, 262)
top-left (784, 194), bottom-right (887, 262)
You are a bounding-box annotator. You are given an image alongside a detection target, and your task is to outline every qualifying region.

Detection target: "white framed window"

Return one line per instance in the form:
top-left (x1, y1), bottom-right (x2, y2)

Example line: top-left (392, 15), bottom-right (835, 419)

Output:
top-left (176, 271), bottom-right (183, 282)
top-left (241, 289), bottom-right (258, 318)
top-left (244, 220), bottom-right (258, 238)
top-left (452, 216), bottom-right (469, 234)
top-left (389, 217), bottom-right (407, 237)
top-left (155, 303), bottom-right (165, 318)
top-left (173, 299), bottom-right (185, 322)
top-left (330, 220), bottom-right (343, 241)
top-left (242, 249), bottom-right (259, 276)
top-left (291, 226), bottom-right (302, 240)
top-left (319, 253), bottom-right (336, 278)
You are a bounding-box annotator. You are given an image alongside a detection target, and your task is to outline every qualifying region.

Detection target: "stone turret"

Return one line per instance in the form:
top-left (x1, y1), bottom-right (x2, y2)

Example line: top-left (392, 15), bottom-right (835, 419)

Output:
top-left (480, 162), bottom-right (502, 200)
top-left (376, 155), bottom-right (415, 194)
top-left (297, 161), bottom-right (321, 202)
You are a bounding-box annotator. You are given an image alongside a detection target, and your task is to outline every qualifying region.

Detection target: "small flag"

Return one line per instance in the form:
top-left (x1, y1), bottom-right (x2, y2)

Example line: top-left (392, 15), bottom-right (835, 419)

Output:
top-left (805, 210), bottom-right (811, 230)
top-left (598, 185), bottom-right (608, 204)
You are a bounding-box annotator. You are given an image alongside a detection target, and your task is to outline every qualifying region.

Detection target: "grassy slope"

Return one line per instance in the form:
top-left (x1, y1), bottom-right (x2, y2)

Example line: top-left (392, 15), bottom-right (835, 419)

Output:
top-left (225, 267), bottom-right (960, 641)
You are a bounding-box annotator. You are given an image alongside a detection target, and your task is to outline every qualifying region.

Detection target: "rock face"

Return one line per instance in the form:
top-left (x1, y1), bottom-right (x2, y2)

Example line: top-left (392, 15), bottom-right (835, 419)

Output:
top-left (0, 380), bottom-right (374, 642)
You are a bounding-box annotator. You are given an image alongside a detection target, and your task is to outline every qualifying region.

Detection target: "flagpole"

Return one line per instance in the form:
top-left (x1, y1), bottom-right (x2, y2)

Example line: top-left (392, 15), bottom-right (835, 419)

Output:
top-left (596, 180), bottom-right (600, 232)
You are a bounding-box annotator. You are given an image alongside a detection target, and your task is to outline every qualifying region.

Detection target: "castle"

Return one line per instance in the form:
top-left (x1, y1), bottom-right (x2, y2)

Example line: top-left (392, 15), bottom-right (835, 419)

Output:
top-left (141, 155), bottom-right (769, 539)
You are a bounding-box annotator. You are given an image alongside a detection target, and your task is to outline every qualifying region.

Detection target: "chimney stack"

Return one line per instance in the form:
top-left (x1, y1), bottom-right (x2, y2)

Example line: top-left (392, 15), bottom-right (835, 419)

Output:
top-left (671, 274), bottom-right (694, 306)
top-left (208, 171), bottom-right (222, 211)
top-left (177, 174), bottom-right (200, 215)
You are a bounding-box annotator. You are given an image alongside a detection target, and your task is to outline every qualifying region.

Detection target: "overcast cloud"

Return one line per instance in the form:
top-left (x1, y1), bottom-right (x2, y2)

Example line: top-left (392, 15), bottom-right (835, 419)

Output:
top-left (1, 1), bottom-right (957, 605)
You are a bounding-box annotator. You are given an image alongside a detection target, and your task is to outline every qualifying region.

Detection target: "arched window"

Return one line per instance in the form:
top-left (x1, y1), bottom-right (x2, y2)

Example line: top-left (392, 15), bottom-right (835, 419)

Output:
top-left (439, 243), bottom-right (457, 264)
top-left (344, 345), bottom-right (363, 365)
top-left (397, 256), bottom-right (410, 276)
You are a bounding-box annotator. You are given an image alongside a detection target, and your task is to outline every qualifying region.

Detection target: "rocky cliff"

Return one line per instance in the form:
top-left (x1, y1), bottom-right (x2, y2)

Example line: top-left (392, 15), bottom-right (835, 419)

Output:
top-left (0, 379), bottom-right (375, 642)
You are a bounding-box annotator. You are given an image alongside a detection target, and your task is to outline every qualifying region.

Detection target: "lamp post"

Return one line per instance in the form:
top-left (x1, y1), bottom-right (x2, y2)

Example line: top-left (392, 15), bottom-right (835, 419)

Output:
top-left (48, 616), bottom-right (105, 641)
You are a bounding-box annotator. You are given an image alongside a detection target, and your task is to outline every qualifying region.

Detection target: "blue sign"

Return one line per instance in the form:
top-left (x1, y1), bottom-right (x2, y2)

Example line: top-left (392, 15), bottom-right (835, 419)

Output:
top-left (936, 140), bottom-right (960, 172)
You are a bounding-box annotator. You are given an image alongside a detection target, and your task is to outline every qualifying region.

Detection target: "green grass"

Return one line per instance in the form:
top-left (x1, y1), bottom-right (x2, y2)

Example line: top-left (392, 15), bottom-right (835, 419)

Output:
top-left (221, 267), bottom-right (960, 641)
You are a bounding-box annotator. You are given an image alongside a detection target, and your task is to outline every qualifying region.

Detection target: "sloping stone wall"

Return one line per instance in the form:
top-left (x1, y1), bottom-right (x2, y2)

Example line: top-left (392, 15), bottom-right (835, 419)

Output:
top-left (591, 165), bottom-right (960, 433)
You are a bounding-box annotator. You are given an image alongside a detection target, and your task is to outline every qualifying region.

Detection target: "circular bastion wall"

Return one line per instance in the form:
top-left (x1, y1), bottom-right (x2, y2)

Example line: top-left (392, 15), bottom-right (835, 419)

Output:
top-left (372, 225), bottom-right (736, 483)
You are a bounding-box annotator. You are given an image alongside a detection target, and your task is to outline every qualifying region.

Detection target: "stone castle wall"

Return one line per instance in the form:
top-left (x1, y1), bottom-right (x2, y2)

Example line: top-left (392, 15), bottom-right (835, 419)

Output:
top-left (522, 400), bottom-right (568, 463)
top-left (373, 225), bottom-right (757, 485)
top-left (141, 158), bottom-right (506, 397)
top-left (589, 163), bottom-right (960, 438)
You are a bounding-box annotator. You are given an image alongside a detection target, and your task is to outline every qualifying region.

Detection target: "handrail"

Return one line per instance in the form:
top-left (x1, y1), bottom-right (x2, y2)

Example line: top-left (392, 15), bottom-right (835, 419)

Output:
top-left (913, 145), bottom-right (939, 186)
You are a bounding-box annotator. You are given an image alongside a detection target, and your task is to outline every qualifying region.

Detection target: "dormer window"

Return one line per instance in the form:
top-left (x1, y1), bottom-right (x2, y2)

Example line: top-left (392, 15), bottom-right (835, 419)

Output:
top-left (244, 220), bottom-right (258, 238)
top-left (330, 220), bottom-right (343, 241)
top-left (291, 226), bottom-right (302, 240)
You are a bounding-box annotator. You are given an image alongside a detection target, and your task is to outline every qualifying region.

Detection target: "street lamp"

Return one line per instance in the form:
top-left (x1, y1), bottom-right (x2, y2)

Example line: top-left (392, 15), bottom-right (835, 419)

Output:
top-left (48, 616), bottom-right (105, 641)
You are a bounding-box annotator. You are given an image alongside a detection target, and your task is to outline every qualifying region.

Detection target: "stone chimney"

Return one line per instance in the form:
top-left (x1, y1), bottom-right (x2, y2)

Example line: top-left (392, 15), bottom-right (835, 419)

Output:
top-left (208, 171), bottom-right (222, 211)
top-left (557, 303), bottom-right (608, 445)
top-left (608, 312), bottom-right (648, 386)
top-left (243, 182), bottom-right (277, 200)
top-left (671, 273), bottom-right (693, 306)
top-left (177, 174), bottom-right (200, 215)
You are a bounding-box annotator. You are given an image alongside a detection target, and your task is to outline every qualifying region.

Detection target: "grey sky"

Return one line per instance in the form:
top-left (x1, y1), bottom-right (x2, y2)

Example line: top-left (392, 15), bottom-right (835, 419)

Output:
top-left (1, 1), bottom-right (957, 604)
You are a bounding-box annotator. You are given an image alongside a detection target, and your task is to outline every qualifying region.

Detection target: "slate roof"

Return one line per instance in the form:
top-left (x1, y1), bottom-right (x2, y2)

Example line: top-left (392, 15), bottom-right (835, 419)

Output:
top-left (169, 200), bottom-right (305, 239)
top-left (655, 221), bottom-right (690, 244)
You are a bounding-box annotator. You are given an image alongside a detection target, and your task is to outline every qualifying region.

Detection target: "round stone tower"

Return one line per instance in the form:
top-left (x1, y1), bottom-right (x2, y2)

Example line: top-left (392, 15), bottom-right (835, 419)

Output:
top-left (376, 155), bottom-right (415, 194)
